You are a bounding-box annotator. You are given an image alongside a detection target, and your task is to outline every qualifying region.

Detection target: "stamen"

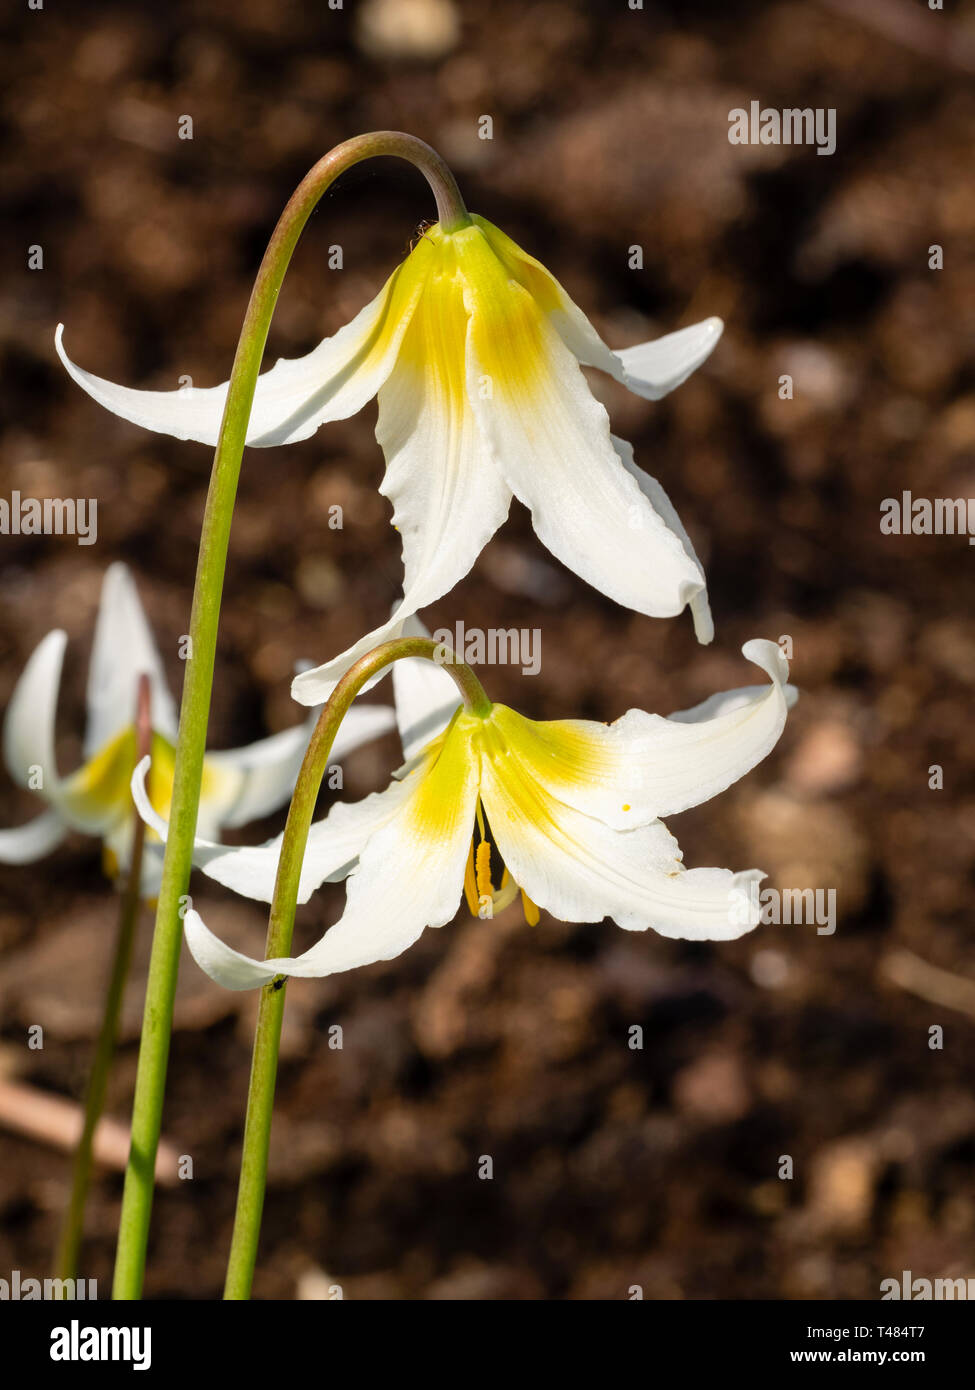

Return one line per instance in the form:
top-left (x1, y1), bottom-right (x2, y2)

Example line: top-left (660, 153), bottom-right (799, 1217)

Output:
top-left (463, 838), bottom-right (480, 917)
top-left (520, 890), bottom-right (540, 926)
top-left (475, 840), bottom-right (495, 899)
top-left (490, 871), bottom-right (520, 914)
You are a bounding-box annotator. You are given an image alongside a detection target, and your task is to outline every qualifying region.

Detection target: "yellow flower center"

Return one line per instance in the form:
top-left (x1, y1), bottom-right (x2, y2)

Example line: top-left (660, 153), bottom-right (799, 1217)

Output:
top-left (61, 724), bottom-right (227, 871)
top-left (392, 216), bottom-right (553, 416)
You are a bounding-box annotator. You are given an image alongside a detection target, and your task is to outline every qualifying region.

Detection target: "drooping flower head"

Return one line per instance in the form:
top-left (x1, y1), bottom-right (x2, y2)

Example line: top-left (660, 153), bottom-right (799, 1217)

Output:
top-left (0, 564), bottom-right (395, 894)
top-left (57, 215), bottom-right (722, 704)
top-left (135, 631), bottom-right (796, 987)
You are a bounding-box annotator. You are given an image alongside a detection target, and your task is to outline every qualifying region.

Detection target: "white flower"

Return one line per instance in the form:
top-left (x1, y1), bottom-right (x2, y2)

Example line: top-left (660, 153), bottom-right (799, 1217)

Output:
top-left (56, 215), bottom-right (723, 704)
top-left (135, 632), bottom-right (797, 988)
top-left (0, 563), bottom-right (395, 894)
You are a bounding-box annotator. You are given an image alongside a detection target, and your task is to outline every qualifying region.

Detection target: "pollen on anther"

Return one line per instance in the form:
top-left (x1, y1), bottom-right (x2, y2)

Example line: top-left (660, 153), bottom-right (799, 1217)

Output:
top-left (475, 839), bottom-right (495, 898)
top-left (622, 803), bottom-right (631, 812)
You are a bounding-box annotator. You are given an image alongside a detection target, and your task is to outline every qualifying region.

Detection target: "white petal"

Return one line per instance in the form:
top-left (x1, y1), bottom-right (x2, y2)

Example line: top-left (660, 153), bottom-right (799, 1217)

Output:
top-left (490, 639), bottom-right (791, 833)
top-left (290, 610), bottom-right (411, 708)
top-left (204, 703), bottom-right (395, 831)
top-left (290, 289), bottom-right (513, 709)
top-left (469, 311), bottom-right (706, 623)
top-left (670, 679), bottom-right (800, 724)
top-left (468, 217), bottom-right (722, 401)
top-left (480, 750), bottom-right (762, 940)
top-left (54, 257), bottom-right (427, 449)
top-left (183, 910), bottom-right (277, 991)
top-left (612, 435), bottom-right (713, 644)
top-left (392, 614), bottom-right (462, 764)
top-left (601, 637), bottom-right (792, 822)
top-left (3, 629), bottom-right (65, 794)
top-left (84, 562), bottom-right (177, 757)
top-left (328, 702), bottom-right (399, 764)
top-left (131, 753), bottom-right (413, 904)
top-left (0, 808), bottom-right (67, 864)
top-left (183, 725), bottom-right (480, 987)
top-left (376, 286), bottom-right (511, 609)
top-left (608, 318), bottom-right (724, 402)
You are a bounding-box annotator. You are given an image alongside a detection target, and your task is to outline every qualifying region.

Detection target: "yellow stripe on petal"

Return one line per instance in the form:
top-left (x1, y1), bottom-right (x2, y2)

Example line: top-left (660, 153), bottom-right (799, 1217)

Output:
top-left (485, 703), bottom-right (624, 806)
top-left (453, 225), bottom-right (548, 399)
top-left (463, 838), bottom-right (480, 917)
top-left (58, 723), bottom-right (232, 844)
top-left (147, 733), bottom-right (236, 840)
top-left (58, 725), bottom-right (138, 832)
top-left (359, 233), bottom-right (442, 383)
top-left (470, 214), bottom-right (568, 319)
top-left (404, 709), bottom-right (481, 844)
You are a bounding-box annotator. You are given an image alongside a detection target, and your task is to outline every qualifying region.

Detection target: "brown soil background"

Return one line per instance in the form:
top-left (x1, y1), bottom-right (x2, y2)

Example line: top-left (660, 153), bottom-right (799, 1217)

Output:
top-left (1, 0), bottom-right (974, 1300)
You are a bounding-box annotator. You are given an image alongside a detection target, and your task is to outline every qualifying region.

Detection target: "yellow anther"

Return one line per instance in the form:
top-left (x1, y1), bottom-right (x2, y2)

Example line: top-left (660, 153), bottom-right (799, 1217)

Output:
top-left (101, 845), bottom-right (120, 881)
top-left (463, 838), bottom-right (480, 917)
top-left (475, 839), bottom-right (495, 899)
top-left (520, 890), bottom-right (540, 926)
top-left (622, 803), bottom-right (631, 812)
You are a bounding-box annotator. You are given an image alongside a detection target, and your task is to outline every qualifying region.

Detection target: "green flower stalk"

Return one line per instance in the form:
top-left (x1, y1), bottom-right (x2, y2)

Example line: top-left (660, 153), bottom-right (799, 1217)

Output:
top-left (220, 638), bottom-right (488, 1301)
top-left (108, 133), bottom-right (471, 1300)
top-left (53, 673), bottom-right (152, 1287)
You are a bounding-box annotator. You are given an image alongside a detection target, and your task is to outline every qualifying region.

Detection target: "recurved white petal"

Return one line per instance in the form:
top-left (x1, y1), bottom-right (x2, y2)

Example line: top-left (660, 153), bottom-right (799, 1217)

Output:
top-left (602, 638), bottom-right (792, 822)
top-left (84, 562), bottom-right (177, 757)
top-left (3, 629), bottom-right (65, 796)
top-left (487, 639), bottom-right (791, 833)
top-left (468, 303), bottom-right (706, 624)
top-left (0, 808), bottom-right (68, 864)
top-left (469, 216), bottom-right (723, 401)
top-left (183, 719), bottom-right (480, 988)
top-left (479, 745), bottom-right (762, 939)
top-left (670, 676), bottom-right (800, 724)
top-left (183, 909), bottom-right (280, 990)
top-left (612, 435), bottom-right (713, 644)
top-left (55, 250), bottom-right (431, 448)
top-left (608, 318), bottom-right (724, 401)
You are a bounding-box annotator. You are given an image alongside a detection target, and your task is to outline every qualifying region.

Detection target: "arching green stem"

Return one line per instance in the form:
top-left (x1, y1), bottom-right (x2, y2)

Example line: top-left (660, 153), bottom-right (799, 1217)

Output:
top-left (56, 674), bottom-right (153, 1286)
top-left (112, 134), bottom-right (470, 1300)
top-left (223, 639), bottom-right (488, 1300)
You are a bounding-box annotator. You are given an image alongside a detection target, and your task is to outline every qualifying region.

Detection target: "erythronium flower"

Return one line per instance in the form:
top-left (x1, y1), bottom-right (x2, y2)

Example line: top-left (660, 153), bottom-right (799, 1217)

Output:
top-left (0, 563), bottom-right (395, 895)
top-left (133, 634), bottom-right (797, 989)
top-left (56, 215), bottom-right (721, 705)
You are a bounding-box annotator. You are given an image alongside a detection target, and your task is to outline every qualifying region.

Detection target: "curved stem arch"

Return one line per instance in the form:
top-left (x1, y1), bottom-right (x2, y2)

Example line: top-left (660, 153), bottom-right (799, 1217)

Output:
top-left (223, 638), bottom-right (487, 1300)
top-left (112, 134), bottom-right (469, 1300)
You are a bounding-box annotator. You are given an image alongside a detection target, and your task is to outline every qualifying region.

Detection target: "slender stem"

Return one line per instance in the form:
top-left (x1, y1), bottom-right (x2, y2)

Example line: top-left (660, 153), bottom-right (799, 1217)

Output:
top-left (223, 640), bottom-right (487, 1300)
top-left (112, 133), bottom-right (470, 1300)
top-left (54, 676), bottom-right (153, 1288)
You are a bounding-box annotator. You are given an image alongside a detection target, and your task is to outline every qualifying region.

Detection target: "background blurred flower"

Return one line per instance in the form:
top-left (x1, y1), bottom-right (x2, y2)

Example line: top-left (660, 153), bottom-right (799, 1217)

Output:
top-left (0, 563), bottom-right (395, 895)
